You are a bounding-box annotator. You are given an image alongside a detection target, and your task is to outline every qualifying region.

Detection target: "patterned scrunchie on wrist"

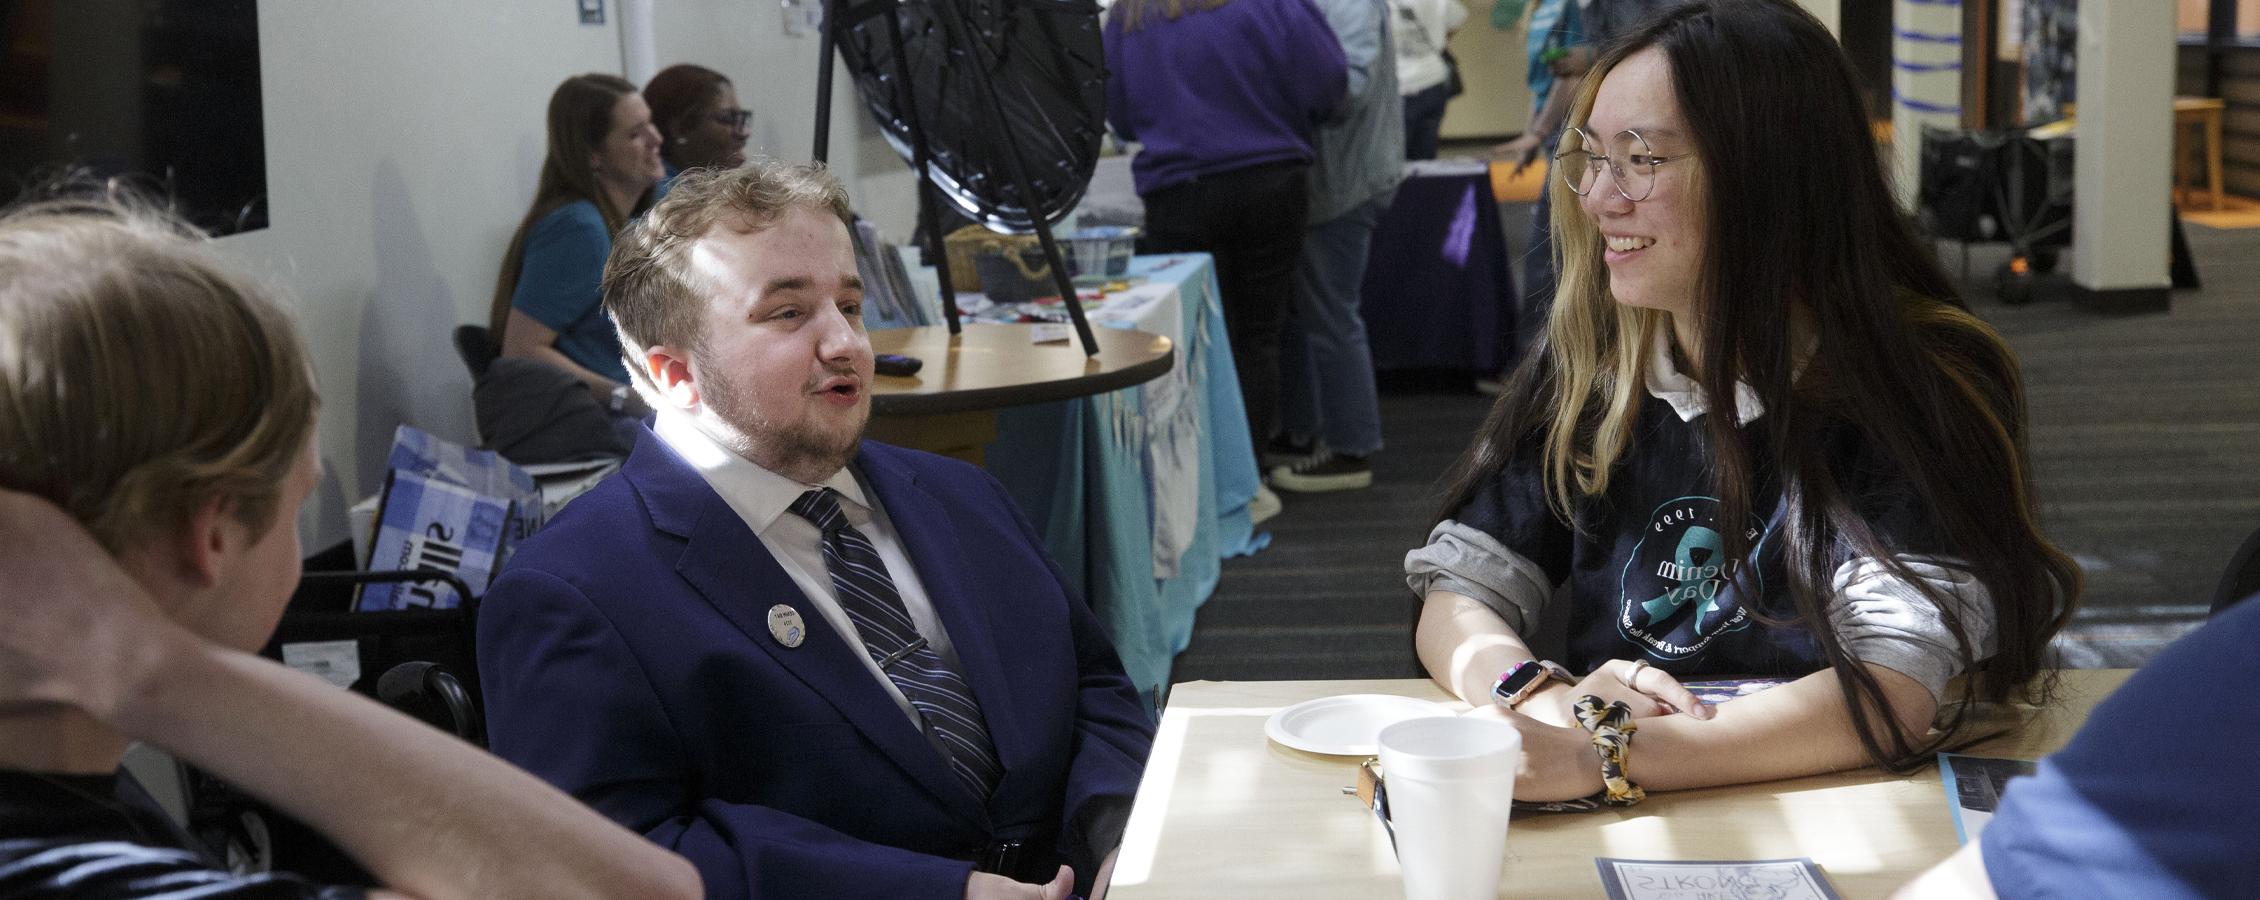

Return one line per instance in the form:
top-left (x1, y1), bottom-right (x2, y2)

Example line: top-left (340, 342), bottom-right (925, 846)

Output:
top-left (1571, 695), bottom-right (1646, 807)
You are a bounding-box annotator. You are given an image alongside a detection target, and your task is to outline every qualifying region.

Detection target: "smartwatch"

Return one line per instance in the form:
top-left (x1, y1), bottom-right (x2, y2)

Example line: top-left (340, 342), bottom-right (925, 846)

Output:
top-left (1491, 659), bottom-right (1573, 709)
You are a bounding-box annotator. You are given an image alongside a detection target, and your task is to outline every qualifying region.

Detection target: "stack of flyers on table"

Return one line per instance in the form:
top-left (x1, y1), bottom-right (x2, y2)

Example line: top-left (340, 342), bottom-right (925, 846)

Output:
top-left (356, 425), bottom-right (542, 611)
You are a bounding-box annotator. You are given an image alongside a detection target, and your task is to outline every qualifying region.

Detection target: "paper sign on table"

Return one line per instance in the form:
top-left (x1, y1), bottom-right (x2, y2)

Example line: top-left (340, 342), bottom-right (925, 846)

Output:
top-left (1596, 858), bottom-right (1841, 900)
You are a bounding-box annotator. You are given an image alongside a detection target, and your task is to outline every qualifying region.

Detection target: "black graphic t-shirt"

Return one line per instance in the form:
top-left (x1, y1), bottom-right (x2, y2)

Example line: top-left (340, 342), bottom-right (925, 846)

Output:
top-left (0, 768), bottom-right (361, 899)
top-left (1450, 393), bottom-right (1949, 680)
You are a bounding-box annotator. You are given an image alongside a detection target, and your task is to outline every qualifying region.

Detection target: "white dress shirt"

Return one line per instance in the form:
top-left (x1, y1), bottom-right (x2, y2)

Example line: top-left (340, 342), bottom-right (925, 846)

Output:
top-left (654, 409), bottom-right (963, 729)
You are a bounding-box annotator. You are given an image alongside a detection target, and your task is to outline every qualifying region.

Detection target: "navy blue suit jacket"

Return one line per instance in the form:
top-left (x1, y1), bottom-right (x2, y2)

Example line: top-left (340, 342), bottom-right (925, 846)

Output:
top-left (478, 433), bottom-right (1155, 898)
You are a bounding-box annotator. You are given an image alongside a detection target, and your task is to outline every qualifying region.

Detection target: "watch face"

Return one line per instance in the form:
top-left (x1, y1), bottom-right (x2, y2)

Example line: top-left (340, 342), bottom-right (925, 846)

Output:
top-left (1495, 661), bottom-right (1544, 700)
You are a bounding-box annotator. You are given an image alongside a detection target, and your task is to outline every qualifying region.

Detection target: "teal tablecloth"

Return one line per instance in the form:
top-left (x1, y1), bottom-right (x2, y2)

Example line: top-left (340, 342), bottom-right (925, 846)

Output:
top-left (972, 253), bottom-right (1264, 703)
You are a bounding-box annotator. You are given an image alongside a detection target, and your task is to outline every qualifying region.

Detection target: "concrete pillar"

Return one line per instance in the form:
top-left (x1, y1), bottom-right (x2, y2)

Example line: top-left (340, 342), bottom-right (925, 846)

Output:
top-left (1891, 0), bottom-right (1963, 208)
top-left (620, 0), bottom-right (657, 84)
top-left (2070, 0), bottom-right (2174, 312)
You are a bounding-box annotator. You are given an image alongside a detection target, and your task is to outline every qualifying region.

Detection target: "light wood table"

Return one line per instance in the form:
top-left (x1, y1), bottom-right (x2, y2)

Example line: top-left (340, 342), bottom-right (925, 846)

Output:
top-left (1110, 672), bottom-right (2132, 899)
top-left (865, 323), bottom-right (1172, 465)
top-left (2175, 96), bottom-right (2226, 212)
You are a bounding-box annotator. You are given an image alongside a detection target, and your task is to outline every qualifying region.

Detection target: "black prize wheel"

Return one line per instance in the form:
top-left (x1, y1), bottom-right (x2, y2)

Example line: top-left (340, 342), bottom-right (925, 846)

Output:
top-left (835, 0), bottom-right (1107, 233)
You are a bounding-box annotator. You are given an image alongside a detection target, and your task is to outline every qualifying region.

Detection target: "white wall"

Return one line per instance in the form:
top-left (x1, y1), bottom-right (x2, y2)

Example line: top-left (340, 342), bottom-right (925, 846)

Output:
top-left (643, 1), bottom-right (920, 236)
top-left (645, 2), bottom-right (842, 189)
top-left (221, 3), bottom-right (916, 550)
top-left (1436, 0), bottom-right (1839, 145)
top-left (1441, 17), bottom-right (1532, 141)
top-left (223, 3), bottom-right (626, 548)
top-left (1799, 0), bottom-right (1840, 36)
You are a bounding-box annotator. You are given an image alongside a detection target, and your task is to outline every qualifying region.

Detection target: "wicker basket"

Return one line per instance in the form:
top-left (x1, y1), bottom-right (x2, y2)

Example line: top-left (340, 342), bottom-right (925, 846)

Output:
top-left (942, 225), bottom-right (1041, 292)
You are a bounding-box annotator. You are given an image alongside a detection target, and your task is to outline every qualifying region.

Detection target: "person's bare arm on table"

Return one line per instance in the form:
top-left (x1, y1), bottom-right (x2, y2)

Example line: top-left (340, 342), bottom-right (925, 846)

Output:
top-left (0, 490), bottom-right (701, 900)
top-left (1420, 587), bottom-right (1937, 799)
top-left (1416, 589), bottom-right (1712, 729)
top-left (1492, 663), bottom-right (1939, 801)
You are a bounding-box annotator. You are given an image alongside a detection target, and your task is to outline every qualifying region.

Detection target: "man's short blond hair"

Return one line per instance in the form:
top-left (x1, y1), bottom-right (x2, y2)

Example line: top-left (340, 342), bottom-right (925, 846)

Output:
top-left (0, 196), bottom-right (319, 554)
top-left (602, 158), bottom-right (854, 391)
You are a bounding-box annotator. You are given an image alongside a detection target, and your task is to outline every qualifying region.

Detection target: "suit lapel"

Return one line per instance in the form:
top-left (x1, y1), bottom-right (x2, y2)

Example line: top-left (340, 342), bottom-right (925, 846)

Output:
top-left (857, 447), bottom-right (1029, 800)
top-left (622, 434), bottom-right (982, 822)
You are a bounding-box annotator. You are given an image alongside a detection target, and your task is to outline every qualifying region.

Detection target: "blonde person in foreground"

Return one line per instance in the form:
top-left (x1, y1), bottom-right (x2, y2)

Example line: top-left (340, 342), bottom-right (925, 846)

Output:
top-left (0, 195), bottom-right (700, 900)
top-left (1404, 0), bottom-right (2081, 806)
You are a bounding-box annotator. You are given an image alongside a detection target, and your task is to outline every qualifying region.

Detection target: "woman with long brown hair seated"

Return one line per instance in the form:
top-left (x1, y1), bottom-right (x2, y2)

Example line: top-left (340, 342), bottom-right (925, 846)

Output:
top-left (491, 73), bottom-right (663, 424)
top-left (1404, 0), bottom-right (2080, 805)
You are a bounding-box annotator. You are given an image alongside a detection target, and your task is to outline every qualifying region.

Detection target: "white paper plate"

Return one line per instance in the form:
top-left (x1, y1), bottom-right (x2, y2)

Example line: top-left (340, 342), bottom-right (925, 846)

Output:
top-left (1263, 694), bottom-right (1453, 756)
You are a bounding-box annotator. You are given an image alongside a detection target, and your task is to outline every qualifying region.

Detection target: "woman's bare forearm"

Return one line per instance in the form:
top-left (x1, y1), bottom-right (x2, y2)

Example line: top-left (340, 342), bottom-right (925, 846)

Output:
top-left (1626, 664), bottom-right (1937, 790)
top-left (1415, 590), bottom-right (1536, 705)
top-left (500, 309), bottom-right (637, 407)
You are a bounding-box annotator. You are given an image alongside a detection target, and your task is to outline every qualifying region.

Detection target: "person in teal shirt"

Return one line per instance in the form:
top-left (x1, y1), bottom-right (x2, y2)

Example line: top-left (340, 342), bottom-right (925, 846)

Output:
top-left (490, 73), bottom-right (664, 417)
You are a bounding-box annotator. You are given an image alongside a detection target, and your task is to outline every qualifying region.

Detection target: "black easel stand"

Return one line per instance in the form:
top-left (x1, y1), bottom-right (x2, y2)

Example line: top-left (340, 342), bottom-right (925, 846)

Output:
top-left (811, 0), bottom-right (1100, 356)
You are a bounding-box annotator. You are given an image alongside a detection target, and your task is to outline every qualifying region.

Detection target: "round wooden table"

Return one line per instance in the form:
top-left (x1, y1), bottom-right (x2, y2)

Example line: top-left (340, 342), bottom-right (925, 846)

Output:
top-left (865, 323), bottom-right (1174, 464)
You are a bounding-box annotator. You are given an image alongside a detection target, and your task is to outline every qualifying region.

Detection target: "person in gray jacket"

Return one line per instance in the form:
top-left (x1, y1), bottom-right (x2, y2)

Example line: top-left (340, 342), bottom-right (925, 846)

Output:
top-left (1271, 0), bottom-right (1403, 493)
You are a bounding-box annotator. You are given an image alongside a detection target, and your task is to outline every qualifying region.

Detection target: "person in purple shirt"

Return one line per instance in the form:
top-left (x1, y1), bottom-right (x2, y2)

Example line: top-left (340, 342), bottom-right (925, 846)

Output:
top-left (1103, 0), bottom-right (1347, 520)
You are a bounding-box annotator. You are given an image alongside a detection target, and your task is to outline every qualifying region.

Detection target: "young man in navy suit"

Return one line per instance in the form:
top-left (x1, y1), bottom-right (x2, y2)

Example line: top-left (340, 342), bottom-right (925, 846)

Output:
top-left (476, 159), bottom-right (1156, 900)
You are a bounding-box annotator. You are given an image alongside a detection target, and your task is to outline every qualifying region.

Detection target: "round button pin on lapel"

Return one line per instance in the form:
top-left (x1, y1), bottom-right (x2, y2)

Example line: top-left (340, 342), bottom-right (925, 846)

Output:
top-left (767, 604), bottom-right (806, 648)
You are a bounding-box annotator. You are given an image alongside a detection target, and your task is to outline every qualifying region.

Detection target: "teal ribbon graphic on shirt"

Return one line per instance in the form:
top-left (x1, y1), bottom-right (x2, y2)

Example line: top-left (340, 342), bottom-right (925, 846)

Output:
top-left (1641, 526), bottom-right (1727, 624)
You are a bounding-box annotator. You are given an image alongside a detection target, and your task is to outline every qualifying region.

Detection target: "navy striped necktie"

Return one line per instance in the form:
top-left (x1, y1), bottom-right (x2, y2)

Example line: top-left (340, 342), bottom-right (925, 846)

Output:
top-left (788, 487), bottom-right (1001, 800)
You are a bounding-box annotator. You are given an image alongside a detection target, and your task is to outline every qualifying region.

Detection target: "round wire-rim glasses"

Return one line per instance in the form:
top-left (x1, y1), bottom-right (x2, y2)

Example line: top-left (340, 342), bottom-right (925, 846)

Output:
top-left (1554, 126), bottom-right (1695, 203)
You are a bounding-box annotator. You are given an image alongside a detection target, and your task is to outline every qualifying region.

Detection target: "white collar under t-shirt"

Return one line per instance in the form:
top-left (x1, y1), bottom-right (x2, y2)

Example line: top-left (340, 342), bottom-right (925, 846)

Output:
top-left (653, 408), bottom-right (962, 729)
top-left (1642, 327), bottom-right (1821, 427)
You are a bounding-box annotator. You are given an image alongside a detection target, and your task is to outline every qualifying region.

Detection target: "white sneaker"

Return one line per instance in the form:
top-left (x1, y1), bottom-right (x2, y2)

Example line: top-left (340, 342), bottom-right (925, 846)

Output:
top-left (1248, 484), bottom-right (1283, 525)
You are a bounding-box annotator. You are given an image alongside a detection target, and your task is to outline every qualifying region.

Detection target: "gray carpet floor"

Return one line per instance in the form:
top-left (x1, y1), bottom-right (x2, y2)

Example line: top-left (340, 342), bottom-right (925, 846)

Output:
top-left (1171, 213), bottom-right (2260, 684)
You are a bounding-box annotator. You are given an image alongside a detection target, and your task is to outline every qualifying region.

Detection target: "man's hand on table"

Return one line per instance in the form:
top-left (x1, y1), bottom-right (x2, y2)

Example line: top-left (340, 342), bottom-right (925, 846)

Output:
top-left (0, 488), bottom-right (189, 721)
top-left (966, 865), bottom-right (1073, 900)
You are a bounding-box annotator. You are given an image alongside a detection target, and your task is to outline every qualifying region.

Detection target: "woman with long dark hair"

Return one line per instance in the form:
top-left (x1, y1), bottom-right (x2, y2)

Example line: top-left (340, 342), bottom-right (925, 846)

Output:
top-left (490, 73), bottom-right (662, 421)
top-left (1405, 0), bottom-right (2079, 802)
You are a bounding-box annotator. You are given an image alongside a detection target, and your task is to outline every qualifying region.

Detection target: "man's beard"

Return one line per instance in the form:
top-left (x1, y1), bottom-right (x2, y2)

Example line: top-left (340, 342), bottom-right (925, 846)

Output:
top-left (701, 367), bottom-right (866, 481)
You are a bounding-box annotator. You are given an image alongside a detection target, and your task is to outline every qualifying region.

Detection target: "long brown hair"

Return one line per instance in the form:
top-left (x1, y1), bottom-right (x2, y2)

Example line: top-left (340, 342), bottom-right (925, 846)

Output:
top-left (488, 73), bottom-right (649, 340)
top-left (1436, 0), bottom-right (2080, 771)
